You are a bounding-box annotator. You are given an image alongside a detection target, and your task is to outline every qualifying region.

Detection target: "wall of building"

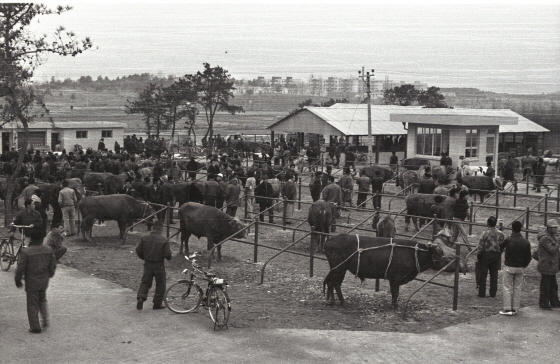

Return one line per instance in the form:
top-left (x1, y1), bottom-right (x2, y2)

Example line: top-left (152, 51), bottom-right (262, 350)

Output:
top-left (270, 110), bottom-right (341, 137)
top-left (60, 128), bottom-right (124, 152)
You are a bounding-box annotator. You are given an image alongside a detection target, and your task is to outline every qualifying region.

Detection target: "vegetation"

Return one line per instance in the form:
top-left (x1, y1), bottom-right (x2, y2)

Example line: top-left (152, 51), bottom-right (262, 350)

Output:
top-left (382, 84), bottom-right (448, 108)
top-left (0, 3), bottom-right (92, 224)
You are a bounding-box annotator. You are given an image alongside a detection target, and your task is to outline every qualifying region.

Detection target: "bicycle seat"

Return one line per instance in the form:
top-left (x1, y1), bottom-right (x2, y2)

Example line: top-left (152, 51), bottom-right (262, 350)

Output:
top-left (205, 272), bottom-right (216, 279)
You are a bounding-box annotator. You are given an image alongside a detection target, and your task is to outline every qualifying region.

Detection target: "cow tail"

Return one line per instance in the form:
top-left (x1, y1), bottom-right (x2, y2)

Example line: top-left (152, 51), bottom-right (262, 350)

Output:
top-left (323, 271), bottom-right (332, 296)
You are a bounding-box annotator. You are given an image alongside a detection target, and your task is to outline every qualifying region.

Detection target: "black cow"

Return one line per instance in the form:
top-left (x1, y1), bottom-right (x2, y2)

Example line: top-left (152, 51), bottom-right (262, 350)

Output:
top-left (402, 158), bottom-right (431, 171)
top-left (323, 234), bottom-right (443, 307)
top-left (404, 193), bottom-right (455, 231)
top-left (456, 176), bottom-right (503, 202)
top-left (361, 165), bottom-right (394, 183)
top-left (179, 202), bottom-right (247, 260)
top-left (78, 195), bottom-right (156, 242)
top-left (308, 200), bottom-right (336, 253)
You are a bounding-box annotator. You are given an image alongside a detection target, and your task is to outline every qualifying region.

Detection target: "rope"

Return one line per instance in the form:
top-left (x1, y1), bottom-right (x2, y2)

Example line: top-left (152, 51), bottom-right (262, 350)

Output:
top-left (384, 238), bottom-right (394, 279)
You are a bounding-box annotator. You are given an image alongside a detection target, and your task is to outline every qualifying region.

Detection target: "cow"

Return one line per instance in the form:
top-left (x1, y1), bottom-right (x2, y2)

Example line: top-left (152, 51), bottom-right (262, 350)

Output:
top-left (179, 202), bottom-right (247, 260)
top-left (361, 165), bottom-right (394, 183)
top-left (401, 158), bottom-right (430, 171)
top-left (83, 172), bottom-right (113, 192)
top-left (456, 176), bottom-right (503, 203)
top-left (375, 214), bottom-right (396, 238)
top-left (67, 169), bottom-right (90, 182)
top-left (78, 195), bottom-right (156, 242)
top-left (323, 234), bottom-right (444, 307)
top-left (431, 232), bottom-right (469, 273)
top-left (543, 157), bottom-right (560, 173)
top-left (397, 170), bottom-right (419, 195)
top-left (431, 165), bottom-right (453, 183)
top-left (404, 193), bottom-right (455, 231)
top-left (308, 200), bottom-right (336, 253)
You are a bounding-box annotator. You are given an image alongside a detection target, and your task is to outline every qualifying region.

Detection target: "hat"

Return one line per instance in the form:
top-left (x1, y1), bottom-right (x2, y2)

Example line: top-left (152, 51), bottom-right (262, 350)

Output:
top-left (217, 173), bottom-right (223, 178)
top-left (547, 219), bottom-right (559, 228)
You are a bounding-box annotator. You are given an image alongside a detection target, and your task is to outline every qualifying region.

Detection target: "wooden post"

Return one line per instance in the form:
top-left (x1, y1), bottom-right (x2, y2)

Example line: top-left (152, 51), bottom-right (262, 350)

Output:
top-left (166, 203), bottom-right (171, 238)
top-left (453, 244), bottom-right (460, 311)
top-left (495, 190), bottom-right (499, 220)
top-left (469, 201), bottom-right (474, 235)
top-left (526, 177), bottom-right (529, 194)
top-left (513, 185), bottom-right (517, 207)
top-left (244, 187), bottom-right (249, 220)
top-left (433, 214), bottom-right (438, 237)
top-left (309, 227), bottom-right (315, 278)
top-left (544, 193), bottom-right (549, 225)
top-left (282, 199), bottom-right (287, 231)
top-left (253, 219), bottom-right (259, 263)
top-left (557, 184), bottom-right (559, 212)
top-left (525, 207), bottom-right (530, 239)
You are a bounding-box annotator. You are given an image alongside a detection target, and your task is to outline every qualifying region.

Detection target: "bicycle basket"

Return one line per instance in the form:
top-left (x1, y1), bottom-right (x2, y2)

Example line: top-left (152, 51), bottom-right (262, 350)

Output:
top-left (212, 278), bottom-right (224, 285)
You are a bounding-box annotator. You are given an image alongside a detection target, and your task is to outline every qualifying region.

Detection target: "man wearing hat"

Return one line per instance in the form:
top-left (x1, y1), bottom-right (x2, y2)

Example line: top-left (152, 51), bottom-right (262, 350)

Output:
top-left (536, 219), bottom-right (560, 309)
top-left (309, 171), bottom-right (324, 202)
top-left (215, 173), bottom-right (227, 209)
top-left (254, 173), bottom-right (275, 223)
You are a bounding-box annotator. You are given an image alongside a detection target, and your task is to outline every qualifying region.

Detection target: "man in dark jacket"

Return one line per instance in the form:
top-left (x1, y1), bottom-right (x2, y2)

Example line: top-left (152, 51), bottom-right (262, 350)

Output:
top-left (225, 177), bottom-right (241, 217)
top-left (356, 170), bottom-right (370, 209)
top-left (309, 171), bottom-right (324, 202)
top-left (281, 174), bottom-right (297, 224)
top-left (254, 174), bottom-right (275, 223)
top-left (418, 168), bottom-right (436, 194)
top-left (371, 170), bottom-right (384, 210)
top-left (204, 174), bottom-right (220, 207)
top-left (13, 199), bottom-right (44, 244)
top-left (15, 228), bottom-right (57, 333)
top-left (498, 220), bottom-right (532, 315)
top-left (477, 216), bottom-right (506, 298)
top-left (536, 219), bottom-right (560, 309)
top-left (136, 220), bottom-right (172, 310)
top-left (148, 179), bottom-right (165, 221)
top-left (186, 157), bottom-right (198, 181)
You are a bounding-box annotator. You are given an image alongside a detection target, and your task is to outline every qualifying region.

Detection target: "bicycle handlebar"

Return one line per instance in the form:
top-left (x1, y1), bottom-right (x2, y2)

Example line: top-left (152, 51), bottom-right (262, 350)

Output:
top-left (11, 224), bottom-right (34, 229)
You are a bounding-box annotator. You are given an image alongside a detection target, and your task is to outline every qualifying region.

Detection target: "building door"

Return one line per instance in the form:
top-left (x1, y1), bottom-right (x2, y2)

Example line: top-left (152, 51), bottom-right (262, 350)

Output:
top-left (51, 133), bottom-right (59, 151)
top-left (2, 132), bottom-right (10, 153)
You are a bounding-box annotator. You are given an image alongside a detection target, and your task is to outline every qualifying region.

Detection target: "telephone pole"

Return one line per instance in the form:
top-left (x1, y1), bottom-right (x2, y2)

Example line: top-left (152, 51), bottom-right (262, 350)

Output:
top-left (359, 68), bottom-right (374, 164)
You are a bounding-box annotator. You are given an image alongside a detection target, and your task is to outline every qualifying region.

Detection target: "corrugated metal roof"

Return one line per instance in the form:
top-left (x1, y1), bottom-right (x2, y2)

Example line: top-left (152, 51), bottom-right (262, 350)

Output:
top-left (268, 104), bottom-right (548, 135)
top-left (2, 121), bottom-right (127, 129)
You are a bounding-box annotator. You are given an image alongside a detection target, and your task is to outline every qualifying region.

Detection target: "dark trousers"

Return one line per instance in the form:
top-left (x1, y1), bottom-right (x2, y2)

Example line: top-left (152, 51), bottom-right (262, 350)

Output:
top-left (27, 289), bottom-right (48, 331)
top-left (258, 201), bottom-right (273, 223)
top-left (53, 246), bottom-right (67, 261)
top-left (372, 191), bottom-right (382, 209)
top-left (204, 197), bottom-right (216, 208)
top-left (478, 251), bottom-right (500, 297)
top-left (357, 192), bottom-right (367, 208)
top-left (137, 262), bottom-right (166, 305)
top-left (226, 206), bottom-right (238, 217)
top-left (52, 208), bottom-right (63, 228)
top-left (539, 274), bottom-right (560, 307)
top-left (216, 199), bottom-right (225, 209)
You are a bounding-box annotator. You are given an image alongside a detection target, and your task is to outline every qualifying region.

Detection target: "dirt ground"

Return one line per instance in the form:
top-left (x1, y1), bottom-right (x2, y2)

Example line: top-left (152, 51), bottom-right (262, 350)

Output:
top-left (18, 172), bottom-right (548, 334)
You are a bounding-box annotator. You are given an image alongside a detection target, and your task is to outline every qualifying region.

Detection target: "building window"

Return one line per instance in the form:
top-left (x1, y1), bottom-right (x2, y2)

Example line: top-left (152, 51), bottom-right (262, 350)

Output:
top-left (102, 130), bottom-right (113, 138)
top-left (76, 131), bottom-right (88, 139)
top-left (465, 129), bottom-right (479, 158)
top-left (416, 127), bottom-right (448, 156)
top-left (486, 129), bottom-right (495, 155)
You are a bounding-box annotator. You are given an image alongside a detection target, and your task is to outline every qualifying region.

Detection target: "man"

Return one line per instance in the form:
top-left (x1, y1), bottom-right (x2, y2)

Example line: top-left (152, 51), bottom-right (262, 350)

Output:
top-left (309, 171), bottom-right (324, 203)
top-left (498, 220), bottom-right (532, 315)
top-left (22, 177), bottom-right (39, 202)
top-left (418, 167), bottom-right (436, 194)
top-left (15, 228), bottom-right (57, 334)
top-left (389, 151), bottom-right (399, 172)
top-left (161, 176), bottom-right (175, 223)
top-left (356, 170), bottom-right (370, 209)
top-left (225, 176), bottom-right (241, 217)
top-left (136, 220), bottom-right (172, 310)
top-left (433, 178), bottom-right (448, 195)
top-left (321, 175), bottom-right (342, 232)
top-left (44, 224), bottom-right (67, 261)
top-left (534, 157), bottom-right (549, 193)
top-left (204, 174), bottom-right (219, 208)
top-left (167, 161), bottom-right (182, 182)
top-left (58, 179), bottom-right (78, 237)
top-left (477, 216), bottom-right (505, 298)
top-left (338, 168), bottom-right (354, 209)
top-left (41, 157), bottom-right (51, 181)
top-left (371, 170), bottom-right (384, 210)
top-left (285, 164), bottom-right (299, 182)
top-left (254, 173), bottom-right (275, 223)
top-left (98, 138), bottom-right (105, 151)
top-left (147, 178), bottom-right (165, 221)
top-left (536, 219), bottom-right (560, 309)
top-left (345, 148), bottom-right (356, 174)
top-left (502, 155), bottom-right (517, 192)
top-left (13, 199), bottom-right (44, 244)
top-left (485, 161), bottom-right (495, 178)
top-left (281, 174), bottom-right (297, 224)
top-left (216, 173), bottom-right (227, 209)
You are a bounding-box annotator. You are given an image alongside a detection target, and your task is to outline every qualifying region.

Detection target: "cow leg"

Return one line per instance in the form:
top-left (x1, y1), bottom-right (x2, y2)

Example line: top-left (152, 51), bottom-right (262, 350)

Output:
top-left (404, 215), bottom-right (410, 231)
top-left (82, 217), bottom-right (95, 242)
top-left (389, 280), bottom-right (400, 309)
top-left (117, 220), bottom-right (125, 239)
top-left (412, 217), bottom-right (420, 231)
top-left (181, 233), bottom-right (191, 256)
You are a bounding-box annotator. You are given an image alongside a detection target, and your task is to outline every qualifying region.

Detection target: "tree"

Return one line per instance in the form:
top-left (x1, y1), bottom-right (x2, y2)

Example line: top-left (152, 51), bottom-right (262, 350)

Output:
top-left (0, 4), bottom-right (92, 225)
top-left (383, 84), bottom-right (419, 106)
top-left (162, 80), bottom-right (197, 139)
top-left (180, 63), bottom-right (244, 149)
top-left (417, 86), bottom-right (448, 108)
top-left (125, 83), bottom-right (168, 137)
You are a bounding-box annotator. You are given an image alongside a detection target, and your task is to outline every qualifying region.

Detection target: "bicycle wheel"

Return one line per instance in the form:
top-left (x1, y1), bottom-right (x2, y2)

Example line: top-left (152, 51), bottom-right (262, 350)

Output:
top-left (164, 281), bottom-right (203, 314)
top-left (207, 286), bottom-right (231, 328)
top-left (0, 239), bottom-right (14, 271)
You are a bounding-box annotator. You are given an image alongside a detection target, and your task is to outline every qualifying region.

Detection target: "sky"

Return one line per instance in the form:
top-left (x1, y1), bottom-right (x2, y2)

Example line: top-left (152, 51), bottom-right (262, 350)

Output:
top-left (27, 0), bottom-right (560, 94)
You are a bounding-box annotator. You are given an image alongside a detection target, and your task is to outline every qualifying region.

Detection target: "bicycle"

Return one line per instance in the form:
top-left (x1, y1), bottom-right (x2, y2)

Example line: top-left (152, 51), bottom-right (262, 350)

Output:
top-left (0, 224), bottom-right (33, 272)
top-left (164, 252), bottom-right (231, 330)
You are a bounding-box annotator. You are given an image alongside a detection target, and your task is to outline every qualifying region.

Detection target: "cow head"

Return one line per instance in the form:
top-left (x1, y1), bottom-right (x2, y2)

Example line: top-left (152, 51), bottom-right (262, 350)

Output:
top-left (493, 177), bottom-right (504, 191)
top-left (427, 241), bottom-right (444, 259)
top-left (143, 203), bottom-right (157, 218)
top-left (230, 218), bottom-right (248, 238)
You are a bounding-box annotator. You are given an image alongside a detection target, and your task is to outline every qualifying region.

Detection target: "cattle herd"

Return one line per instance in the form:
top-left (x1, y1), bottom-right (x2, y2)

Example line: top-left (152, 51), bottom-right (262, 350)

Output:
top-left (0, 148), bottom-right (554, 309)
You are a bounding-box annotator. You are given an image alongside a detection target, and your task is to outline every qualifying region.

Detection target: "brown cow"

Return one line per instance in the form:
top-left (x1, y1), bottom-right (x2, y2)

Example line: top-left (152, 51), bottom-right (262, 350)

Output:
top-left (404, 193), bottom-right (455, 231)
top-left (308, 200), bottom-right (336, 253)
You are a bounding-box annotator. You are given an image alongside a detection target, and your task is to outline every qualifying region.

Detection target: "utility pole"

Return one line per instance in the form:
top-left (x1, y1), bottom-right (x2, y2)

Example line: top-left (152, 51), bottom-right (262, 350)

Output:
top-left (359, 68), bottom-right (374, 164)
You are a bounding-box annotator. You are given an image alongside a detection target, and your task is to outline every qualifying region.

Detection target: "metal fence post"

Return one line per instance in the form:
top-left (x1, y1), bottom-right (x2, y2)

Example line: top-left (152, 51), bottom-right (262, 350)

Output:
top-left (309, 227), bottom-right (315, 278)
top-left (495, 190), bottom-right (499, 220)
top-left (298, 178), bottom-right (302, 210)
top-left (513, 186), bottom-right (517, 208)
top-left (253, 219), bottom-right (259, 263)
top-left (544, 193), bottom-right (549, 225)
top-left (557, 184), bottom-right (559, 212)
top-left (526, 177), bottom-right (529, 194)
top-left (453, 244), bottom-right (460, 311)
top-left (469, 201), bottom-right (474, 235)
top-left (525, 207), bottom-right (530, 239)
